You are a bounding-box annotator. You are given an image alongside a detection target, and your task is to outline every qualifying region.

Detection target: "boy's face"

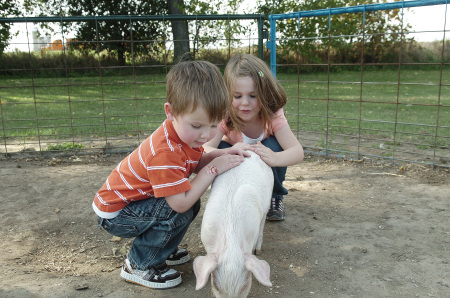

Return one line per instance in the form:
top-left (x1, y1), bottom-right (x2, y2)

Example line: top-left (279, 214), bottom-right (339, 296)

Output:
top-left (165, 103), bottom-right (219, 148)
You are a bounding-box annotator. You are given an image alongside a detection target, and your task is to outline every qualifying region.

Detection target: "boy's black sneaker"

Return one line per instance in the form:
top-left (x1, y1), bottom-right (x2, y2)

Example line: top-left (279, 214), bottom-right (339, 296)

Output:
top-left (266, 196), bottom-right (285, 221)
top-left (120, 258), bottom-right (181, 289)
top-left (166, 247), bottom-right (190, 266)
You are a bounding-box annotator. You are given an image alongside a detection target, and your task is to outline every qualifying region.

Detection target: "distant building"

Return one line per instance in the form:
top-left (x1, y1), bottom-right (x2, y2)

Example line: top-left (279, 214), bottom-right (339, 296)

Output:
top-left (49, 39), bottom-right (63, 51)
top-left (32, 27), bottom-right (51, 51)
top-left (31, 28), bottom-right (72, 51)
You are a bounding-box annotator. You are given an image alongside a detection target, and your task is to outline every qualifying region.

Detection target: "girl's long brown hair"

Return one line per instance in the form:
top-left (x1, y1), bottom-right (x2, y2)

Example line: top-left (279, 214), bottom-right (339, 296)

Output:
top-left (224, 54), bottom-right (287, 133)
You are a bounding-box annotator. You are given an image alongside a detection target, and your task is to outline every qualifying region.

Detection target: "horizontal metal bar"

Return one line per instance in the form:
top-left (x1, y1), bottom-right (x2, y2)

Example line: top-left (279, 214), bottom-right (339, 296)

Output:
top-left (270, 0), bottom-right (449, 21)
top-left (0, 14), bottom-right (264, 23)
top-left (280, 30), bottom-right (448, 42)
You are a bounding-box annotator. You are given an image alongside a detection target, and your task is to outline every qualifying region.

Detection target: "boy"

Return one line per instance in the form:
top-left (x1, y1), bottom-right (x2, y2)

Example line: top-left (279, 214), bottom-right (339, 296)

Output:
top-left (93, 60), bottom-right (248, 289)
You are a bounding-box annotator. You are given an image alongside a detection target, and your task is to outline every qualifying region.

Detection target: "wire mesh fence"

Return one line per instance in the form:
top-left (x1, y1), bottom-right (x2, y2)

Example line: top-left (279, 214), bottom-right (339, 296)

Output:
top-left (0, 14), bottom-right (264, 155)
top-left (268, 0), bottom-right (449, 168)
top-left (0, 5), bottom-right (449, 168)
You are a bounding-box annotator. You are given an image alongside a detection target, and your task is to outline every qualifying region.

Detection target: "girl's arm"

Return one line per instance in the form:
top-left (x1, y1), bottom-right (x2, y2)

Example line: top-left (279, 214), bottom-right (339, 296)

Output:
top-left (202, 130), bottom-right (252, 162)
top-left (252, 124), bottom-right (304, 167)
top-left (202, 130), bottom-right (225, 153)
top-left (197, 147), bottom-right (251, 174)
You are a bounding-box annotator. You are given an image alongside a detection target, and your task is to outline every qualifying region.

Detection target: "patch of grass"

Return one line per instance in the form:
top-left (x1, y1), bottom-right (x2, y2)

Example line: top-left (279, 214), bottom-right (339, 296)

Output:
top-left (46, 142), bottom-right (84, 151)
top-left (279, 68), bottom-right (450, 147)
top-left (0, 73), bottom-right (167, 138)
top-left (385, 141), bottom-right (401, 146)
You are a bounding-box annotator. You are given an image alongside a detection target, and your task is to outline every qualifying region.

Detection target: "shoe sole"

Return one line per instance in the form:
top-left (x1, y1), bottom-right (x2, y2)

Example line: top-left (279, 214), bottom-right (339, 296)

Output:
top-left (166, 254), bottom-right (190, 266)
top-left (120, 267), bottom-right (182, 289)
top-left (266, 215), bottom-right (285, 221)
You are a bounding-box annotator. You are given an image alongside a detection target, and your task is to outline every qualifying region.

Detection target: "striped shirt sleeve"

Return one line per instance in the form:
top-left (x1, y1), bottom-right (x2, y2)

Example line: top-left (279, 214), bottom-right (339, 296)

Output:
top-left (146, 149), bottom-right (192, 198)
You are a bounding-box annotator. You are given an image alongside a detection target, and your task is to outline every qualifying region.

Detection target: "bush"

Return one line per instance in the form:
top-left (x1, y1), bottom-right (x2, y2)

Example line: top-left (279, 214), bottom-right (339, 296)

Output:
top-left (0, 48), bottom-right (169, 78)
top-left (1, 40), bottom-right (447, 78)
top-left (273, 40), bottom-right (447, 73)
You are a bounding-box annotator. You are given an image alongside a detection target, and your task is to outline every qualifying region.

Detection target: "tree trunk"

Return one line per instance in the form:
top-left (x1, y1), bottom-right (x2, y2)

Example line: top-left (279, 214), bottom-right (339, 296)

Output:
top-left (167, 0), bottom-right (191, 62)
top-left (117, 48), bottom-right (126, 66)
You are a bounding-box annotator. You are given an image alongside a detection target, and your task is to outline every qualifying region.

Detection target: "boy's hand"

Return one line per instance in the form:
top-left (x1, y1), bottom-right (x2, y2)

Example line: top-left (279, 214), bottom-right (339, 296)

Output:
top-left (251, 141), bottom-right (277, 167)
top-left (209, 154), bottom-right (245, 175)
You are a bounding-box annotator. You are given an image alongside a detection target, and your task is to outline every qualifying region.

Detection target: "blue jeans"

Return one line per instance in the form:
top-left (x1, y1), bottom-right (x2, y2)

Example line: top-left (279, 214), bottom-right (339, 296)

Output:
top-left (98, 197), bottom-right (201, 270)
top-left (218, 135), bottom-right (288, 200)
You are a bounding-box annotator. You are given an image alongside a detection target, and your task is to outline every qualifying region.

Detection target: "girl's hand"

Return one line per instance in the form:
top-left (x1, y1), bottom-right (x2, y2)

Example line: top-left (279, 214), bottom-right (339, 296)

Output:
top-left (225, 143), bottom-right (252, 158)
top-left (251, 141), bottom-right (277, 167)
top-left (230, 142), bottom-right (252, 152)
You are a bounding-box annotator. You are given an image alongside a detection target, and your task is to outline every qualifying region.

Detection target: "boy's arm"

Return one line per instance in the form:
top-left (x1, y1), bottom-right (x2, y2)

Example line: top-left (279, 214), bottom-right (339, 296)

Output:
top-left (165, 154), bottom-right (244, 213)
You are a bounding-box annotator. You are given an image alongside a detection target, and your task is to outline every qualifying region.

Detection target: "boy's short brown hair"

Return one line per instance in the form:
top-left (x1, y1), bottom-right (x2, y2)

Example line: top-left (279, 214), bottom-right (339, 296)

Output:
top-left (166, 60), bottom-right (229, 123)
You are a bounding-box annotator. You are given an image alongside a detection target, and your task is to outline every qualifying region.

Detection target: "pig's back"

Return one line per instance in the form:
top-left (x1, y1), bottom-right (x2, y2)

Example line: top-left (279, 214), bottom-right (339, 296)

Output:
top-left (201, 152), bottom-right (273, 248)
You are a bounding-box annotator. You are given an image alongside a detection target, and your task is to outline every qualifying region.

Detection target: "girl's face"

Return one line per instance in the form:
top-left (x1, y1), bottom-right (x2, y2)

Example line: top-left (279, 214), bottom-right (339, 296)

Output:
top-left (231, 76), bottom-right (261, 124)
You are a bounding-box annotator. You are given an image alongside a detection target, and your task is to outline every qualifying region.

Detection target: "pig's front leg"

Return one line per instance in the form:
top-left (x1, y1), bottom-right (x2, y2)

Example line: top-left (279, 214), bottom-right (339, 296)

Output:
top-left (253, 215), bottom-right (266, 255)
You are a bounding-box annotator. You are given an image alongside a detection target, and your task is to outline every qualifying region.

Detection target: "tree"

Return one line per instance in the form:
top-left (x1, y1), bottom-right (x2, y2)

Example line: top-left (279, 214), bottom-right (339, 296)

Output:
top-left (168, 0), bottom-right (191, 62)
top-left (0, 0), bottom-right (21, 55)
top-left (27, 0), bottom-right (183, 65)
top-left (68, 0), bottom-right (168, 65)
top-left (20, 0), bottom-right (254, 63)
top-left (183, 0), bottom-right (250, 60)
top-left (256, 0), bottom-right (411, 64)
top-left (26, 0), bottom-right (195, 63)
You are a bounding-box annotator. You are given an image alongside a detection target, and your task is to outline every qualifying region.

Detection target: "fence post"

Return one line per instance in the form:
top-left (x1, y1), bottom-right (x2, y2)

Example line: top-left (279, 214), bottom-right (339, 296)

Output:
top-left (267, 15), bottom-right (277, 78)
top-left (257, 15), bottom-right (264, 60)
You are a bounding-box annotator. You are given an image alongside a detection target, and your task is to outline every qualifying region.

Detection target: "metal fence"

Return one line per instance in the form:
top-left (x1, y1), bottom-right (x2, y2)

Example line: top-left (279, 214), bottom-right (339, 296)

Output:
top-left (0, 4), bottom-right (449, 168)
top-left (0, 14), bottom-right (265, 156)
top-left (267, 0), bottom-right (449, 168)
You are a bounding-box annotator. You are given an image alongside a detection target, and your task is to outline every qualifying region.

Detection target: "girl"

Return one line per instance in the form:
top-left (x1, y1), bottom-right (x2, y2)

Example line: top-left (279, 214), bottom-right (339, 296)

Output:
top-left (204, 54), bottom-right (304, 221)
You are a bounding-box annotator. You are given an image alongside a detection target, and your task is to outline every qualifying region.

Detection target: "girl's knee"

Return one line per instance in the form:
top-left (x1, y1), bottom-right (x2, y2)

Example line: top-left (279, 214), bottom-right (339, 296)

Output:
top-left (262, 136), bottom-right (283, 152)
top-left (218, 141), bottom-right (232, 149)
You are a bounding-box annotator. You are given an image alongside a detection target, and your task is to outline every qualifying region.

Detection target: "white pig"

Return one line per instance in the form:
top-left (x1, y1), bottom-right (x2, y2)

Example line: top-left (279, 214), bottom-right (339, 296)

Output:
top-left (193, 151), bottom-right (274, 298)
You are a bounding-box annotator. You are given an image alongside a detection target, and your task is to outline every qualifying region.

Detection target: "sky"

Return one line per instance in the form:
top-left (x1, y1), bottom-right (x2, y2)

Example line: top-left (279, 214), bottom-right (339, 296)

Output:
top-left (403, 3), bottom-right (449, 42)
top-left (5, 2), bottom-right (449, 52)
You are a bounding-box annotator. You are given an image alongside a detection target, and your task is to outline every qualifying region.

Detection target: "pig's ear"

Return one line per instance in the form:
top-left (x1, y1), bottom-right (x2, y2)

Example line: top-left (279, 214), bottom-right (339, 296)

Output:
top-left (245, 255), bottom-right (272, 287)
top-left (193, 255), bottom-right (218, 290)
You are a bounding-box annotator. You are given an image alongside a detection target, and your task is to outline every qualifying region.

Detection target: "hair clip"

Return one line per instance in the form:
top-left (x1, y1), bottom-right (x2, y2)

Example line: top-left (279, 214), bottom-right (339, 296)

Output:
top-left (258, 71), bottom-right (264, 78)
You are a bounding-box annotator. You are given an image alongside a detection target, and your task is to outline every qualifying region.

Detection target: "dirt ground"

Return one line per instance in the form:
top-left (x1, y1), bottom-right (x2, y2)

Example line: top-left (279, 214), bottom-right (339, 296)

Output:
top-left (0, 153), bottom-right (449, 298)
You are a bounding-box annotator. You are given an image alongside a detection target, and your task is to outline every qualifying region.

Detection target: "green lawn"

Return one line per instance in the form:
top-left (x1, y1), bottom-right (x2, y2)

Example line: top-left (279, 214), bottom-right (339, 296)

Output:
top-left (0, 74), bottom-right (168, 139)
top-left (0, 68), bottom-right (449, 152)
top-left (278, 67), bottom-right (450, 151)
